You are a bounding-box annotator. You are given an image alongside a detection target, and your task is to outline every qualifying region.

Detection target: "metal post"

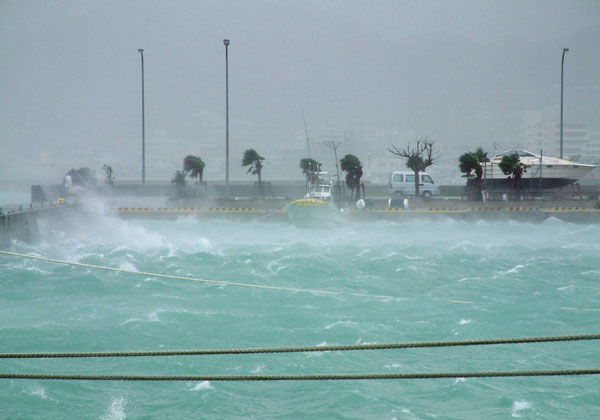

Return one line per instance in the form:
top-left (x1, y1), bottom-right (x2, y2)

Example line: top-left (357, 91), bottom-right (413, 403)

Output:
top-left (301, 106), bottom-right (311, 158)
top-left (138, 48), bottom-right (146, 184)
top-left (224, 39), bottom-right (230, 197)
top-left (539, 149), bottom-right (543, 191)
top-left (560, 48), bottom-right (569, 159)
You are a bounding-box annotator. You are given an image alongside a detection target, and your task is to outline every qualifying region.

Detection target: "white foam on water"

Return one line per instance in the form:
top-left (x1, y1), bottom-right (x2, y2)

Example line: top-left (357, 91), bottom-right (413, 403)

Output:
top-left (6, 218), bottom-right (600, 418)
top-left (118, 261), bottom-right (139, 272)
top-left (100, 396), bottom-right (127, 420)
top-left (189, 381), bottom-right (213, 391)
top-left (26, 386), bottom-right (52, 400)
top-left (447, 240), bottom-right (476, 252)
top-left (511, 399), bottom-right (532, 417)
top-left (324, 320), bottom-right (359, 330)
top-left (266, 257), bottom-right (289, 274)
top-left (251, 364), bottom-right (265, 373)
top-left (506, 264), bottom-right (525, 274)
top-left (384, 362), bottom-right (402, 369)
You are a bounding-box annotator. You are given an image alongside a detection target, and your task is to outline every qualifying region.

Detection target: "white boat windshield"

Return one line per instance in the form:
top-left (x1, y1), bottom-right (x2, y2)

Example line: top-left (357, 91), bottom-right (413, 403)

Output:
top-left (494, 150), bottom-right (537, 158)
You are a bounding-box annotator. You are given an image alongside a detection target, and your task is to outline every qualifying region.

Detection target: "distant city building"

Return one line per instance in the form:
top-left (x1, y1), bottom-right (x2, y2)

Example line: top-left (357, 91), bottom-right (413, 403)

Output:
top-left (521, 110), bottom-right (599, 162)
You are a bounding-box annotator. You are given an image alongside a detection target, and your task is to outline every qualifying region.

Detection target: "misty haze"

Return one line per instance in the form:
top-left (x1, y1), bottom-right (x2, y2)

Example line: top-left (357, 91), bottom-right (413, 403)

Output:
top-left (2, 2), bottom-right (600, 418)
top-left (1, 1), bottom-right (599, 191)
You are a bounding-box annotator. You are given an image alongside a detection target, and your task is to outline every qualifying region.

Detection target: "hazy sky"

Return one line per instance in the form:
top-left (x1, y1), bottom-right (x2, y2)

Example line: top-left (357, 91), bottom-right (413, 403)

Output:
top-left (1, 0), bottom-right (599, 182)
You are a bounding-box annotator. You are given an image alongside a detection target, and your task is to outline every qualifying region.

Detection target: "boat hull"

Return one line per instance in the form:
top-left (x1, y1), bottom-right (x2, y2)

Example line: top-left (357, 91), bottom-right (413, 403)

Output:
top-left (484, 160), bottom-right (595, 191)
top-left (483, 176), bottom-right (582, 191)
top-left (285, 199), bottom-right (346, 228)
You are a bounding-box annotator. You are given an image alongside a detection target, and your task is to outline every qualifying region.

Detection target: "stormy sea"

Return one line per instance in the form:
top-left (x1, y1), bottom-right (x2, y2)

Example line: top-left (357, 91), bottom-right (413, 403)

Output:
top-left (1, 205), bottom-right (599, 419)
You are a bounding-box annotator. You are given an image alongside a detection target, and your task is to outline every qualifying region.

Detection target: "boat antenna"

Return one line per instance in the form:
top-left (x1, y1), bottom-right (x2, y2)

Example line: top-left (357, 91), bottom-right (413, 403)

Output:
top-left (324, 140), bottom-right (342, 207)
top-left (301, 106), bottom-right (311, 158)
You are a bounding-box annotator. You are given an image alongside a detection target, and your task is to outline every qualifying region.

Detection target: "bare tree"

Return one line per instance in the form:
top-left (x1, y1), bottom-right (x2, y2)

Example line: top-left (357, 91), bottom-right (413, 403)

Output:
top-left (388, 136), bottom-right (436, 196)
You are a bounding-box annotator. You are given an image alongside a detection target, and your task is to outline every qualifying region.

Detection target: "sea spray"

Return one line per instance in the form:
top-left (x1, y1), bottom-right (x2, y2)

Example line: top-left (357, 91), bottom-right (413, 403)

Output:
top-left (1, 218), bottom-right (599, 418)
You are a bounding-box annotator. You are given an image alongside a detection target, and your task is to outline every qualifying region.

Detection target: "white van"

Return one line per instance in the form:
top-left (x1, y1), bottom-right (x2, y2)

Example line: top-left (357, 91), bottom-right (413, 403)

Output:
top-left (388, 171), bottom-right (440, 197)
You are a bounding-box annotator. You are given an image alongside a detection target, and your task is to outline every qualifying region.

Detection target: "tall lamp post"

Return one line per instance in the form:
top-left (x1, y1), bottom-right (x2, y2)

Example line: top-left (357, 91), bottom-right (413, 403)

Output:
top-left (223, 39), bottom-right (230, 197)
top-left (560, 48), bottom-right (569, 159)
top-left (138, 48), bottom-right (146, 184)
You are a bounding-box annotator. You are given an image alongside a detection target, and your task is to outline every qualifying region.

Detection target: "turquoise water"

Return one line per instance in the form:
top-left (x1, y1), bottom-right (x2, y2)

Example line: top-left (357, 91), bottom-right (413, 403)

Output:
top-left (1, 210), bottom-right (599, 419)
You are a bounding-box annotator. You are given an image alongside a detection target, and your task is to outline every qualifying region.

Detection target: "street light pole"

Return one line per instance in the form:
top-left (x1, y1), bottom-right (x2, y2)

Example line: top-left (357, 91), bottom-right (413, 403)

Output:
top-left (223, 39), bottom-right (230, 198)
top-left (138, 48), bottom-right (146, 184)
top-left (560, 48), bottom-right (569, 159)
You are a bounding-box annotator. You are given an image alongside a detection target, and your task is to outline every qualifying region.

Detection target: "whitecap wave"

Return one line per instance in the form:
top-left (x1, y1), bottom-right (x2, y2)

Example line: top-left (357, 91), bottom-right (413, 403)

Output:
top-left (251, 364), bottom-right (265, 373)
top-left (384, 362), bottom-right (402, 369)
top-left (26, 386), bottom-right (53, 401)
top-left (118, 261), bottom-right (139, 272)
top-left (506, 264), bottom-right (525, 274)
top-left (511, 399), bottom-right (532, 417)
top-left (324, 320), bottom-right (359, 330)
top-left (100, 396), bottom-right (126, 420)
top-left (189, 381), bottom-right (213, 391)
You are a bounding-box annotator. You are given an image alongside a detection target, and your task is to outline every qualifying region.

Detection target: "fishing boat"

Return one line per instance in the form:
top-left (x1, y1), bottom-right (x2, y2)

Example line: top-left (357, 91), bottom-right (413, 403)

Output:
top-left (285, 172), bottom-right (347, 228)
top-left (483, 149), bottom-right (595, 191)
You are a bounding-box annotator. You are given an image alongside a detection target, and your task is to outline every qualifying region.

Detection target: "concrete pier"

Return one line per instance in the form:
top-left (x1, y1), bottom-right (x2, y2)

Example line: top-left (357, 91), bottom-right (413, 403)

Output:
top-left (0, 206), bottom-right (40, 247)
top-left (1, 182), bottom-right (599, 248)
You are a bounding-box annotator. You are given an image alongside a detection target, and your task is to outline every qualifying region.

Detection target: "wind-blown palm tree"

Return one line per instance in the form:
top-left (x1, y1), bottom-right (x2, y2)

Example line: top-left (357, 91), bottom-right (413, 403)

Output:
top-left (242, 149), bottom-right (266, 196)
top-left (459, 147), bottom-right (488, 200)
top-left (299, 158), bottom-right (321, 185)
top-left (171, 170), bottom-right (187, 198)
top-left (171, 170), bottom-right (186, 186)
top-left (498, 153), bottom-right (527, 200)
top-left (340, 154), bottom-right (363, 200)
top-left (183, 155), bottom-right (205, 183)
top-left (102, 164), bottom-right (115, 185)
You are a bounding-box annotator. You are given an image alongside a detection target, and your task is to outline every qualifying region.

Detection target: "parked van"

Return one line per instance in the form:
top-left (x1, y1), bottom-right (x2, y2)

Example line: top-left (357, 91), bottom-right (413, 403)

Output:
top-left (388, 171), bottom-right (440, 197)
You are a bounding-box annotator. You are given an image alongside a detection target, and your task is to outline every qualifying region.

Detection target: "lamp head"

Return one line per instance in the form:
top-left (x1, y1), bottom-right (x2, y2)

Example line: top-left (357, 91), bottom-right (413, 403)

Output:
top-left (138, 48), bottom-right (144, 53)
top-left (563, 48), bottom-right (569, 53)
top-left (223, 39), bottom-right (230, 47)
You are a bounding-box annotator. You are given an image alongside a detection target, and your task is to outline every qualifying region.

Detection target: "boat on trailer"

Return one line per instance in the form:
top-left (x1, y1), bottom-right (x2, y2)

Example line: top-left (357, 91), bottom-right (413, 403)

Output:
top-left (483, 150), bottom-right (595, 192)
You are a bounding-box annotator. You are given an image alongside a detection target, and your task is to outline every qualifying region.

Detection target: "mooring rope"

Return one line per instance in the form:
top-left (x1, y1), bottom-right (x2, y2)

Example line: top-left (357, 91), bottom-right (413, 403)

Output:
top-left (1, 369), bottom-right (599, 382)
top-left (1, 334), bottom-right (598, 359)
top-left (0, 250), bottom-right (392, 299)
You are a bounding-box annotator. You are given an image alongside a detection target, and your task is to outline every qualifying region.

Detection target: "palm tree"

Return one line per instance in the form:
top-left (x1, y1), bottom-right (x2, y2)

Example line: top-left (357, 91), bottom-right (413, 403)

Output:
top-left (340, 154), bottom-right (363, 200)
top-left (102, 164), bottom-right (115, 185)
top-left (498, 153), bottom-right (527, 200)
top-left (171, 170), bottom-right (187, 198)
top-left (171, 170), bottom-right (186, 186)
top-left (459, 147), bottom-right (488, 200)
top-left (299, 158), bottom-right (321, 185)
top-left (242, 148), bottom-right (266, 197)
top-left (183, 155), bottom-right (205, 183)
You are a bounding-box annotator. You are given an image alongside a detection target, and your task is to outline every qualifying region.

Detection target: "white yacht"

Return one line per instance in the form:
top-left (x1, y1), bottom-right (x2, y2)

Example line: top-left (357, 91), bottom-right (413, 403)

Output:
top-left (484, 150), bottom-right (595, 190)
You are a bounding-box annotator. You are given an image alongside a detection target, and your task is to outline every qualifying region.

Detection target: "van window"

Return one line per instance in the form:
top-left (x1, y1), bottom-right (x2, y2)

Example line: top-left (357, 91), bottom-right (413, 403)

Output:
top-left (405, 174), bottom-right (415, 183)
top-left (392, 174), bottom-right (403, 182)
top-left (421, 174), bottom-right (434, 184)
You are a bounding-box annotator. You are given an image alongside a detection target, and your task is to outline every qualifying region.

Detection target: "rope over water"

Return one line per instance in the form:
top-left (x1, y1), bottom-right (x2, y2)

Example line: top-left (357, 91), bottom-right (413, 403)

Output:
top-left (1, 334), bottom-right (598, 359)
top-left (0, 250), bottom-right (392, 299)
top-left (1, 369), bottom-right (599, 382)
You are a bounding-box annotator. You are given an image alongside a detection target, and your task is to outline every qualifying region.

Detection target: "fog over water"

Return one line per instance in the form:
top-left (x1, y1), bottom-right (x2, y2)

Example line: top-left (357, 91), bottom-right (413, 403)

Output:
top-left (1, 1), bottom-right (599, 186)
